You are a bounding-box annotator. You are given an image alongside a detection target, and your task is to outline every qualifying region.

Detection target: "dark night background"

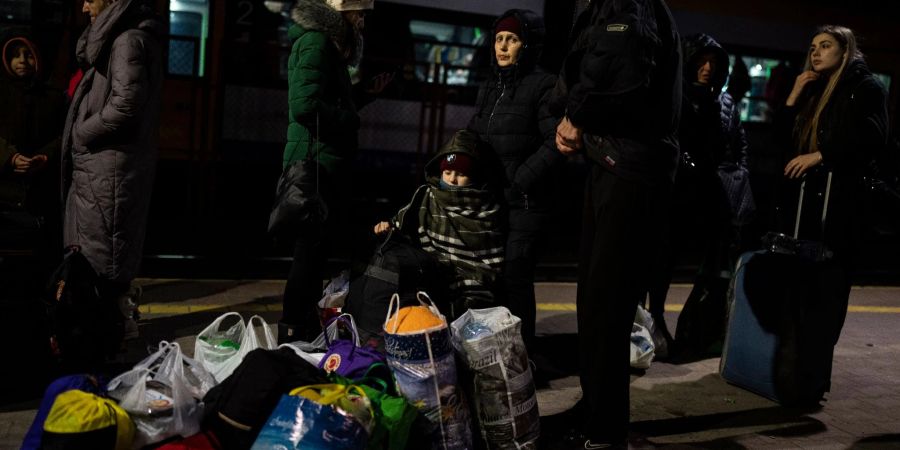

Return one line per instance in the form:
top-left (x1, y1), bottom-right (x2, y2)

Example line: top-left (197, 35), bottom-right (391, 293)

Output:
top-left (2, 0), bottom-right (898, 282)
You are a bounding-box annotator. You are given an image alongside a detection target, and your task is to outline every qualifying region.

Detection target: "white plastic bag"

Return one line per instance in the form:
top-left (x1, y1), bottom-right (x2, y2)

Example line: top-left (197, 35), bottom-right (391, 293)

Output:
top-left (194, 313), bottom-right (277, 382)
top-left (630, 321), bottom-right (655, 370)
top-left (635, 304), bottom-right (667, 359)
top-left (279, 312), bottom-right (358, 366)
top-left (319, 270), bottom-right (350, 309)
top-left (317, 270), bottom-right (350, 327)
top-left (384, 292), bottom-right (473, 450)
top-left (450, 306), bottom-right (540, 449)
top-left (107, 341), bottom-right (216, 448)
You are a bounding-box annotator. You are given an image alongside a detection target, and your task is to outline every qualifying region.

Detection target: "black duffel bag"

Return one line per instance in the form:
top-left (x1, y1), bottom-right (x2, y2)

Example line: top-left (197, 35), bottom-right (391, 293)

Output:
top-left (342, 232), bottom-right (453, 351)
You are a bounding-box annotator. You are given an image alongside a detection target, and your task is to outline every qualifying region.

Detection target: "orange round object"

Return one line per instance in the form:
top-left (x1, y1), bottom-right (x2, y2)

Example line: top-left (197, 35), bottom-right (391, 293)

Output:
top-left (387, 306), bottom-right (444, 333)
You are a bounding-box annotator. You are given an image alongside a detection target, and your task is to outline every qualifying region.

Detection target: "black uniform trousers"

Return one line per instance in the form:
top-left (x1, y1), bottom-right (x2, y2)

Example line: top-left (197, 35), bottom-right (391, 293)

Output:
top-left (576, 165), bottom-right (670, 443)
top-left (503, 207), bottom-right (548, 352)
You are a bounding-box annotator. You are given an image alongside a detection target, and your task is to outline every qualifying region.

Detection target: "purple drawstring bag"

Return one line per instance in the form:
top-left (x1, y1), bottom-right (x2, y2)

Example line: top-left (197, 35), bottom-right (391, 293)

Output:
top-left (318, 314), bottom-right (388, 380)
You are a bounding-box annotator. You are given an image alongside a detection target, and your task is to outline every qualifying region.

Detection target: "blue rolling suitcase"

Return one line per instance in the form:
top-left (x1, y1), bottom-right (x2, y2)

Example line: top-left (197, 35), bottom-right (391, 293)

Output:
top-left (720, 251), bottom-right (777, 399)
top-left (721, 171), bottom-right (844, 406)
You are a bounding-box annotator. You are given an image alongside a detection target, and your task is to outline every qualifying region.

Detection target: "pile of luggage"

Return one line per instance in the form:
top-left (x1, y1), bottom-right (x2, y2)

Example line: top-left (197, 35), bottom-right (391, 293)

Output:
top-left (21, 292), bottom-right (541, 450)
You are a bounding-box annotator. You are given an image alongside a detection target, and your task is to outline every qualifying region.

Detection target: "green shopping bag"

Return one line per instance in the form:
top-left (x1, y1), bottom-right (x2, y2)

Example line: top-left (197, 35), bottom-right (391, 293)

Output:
top-left (330, 364), bottom-right (418, 450)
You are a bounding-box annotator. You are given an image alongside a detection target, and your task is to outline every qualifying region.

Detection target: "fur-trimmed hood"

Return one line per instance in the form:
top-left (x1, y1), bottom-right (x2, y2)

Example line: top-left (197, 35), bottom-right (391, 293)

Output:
top-left (291, 0), bottom-right (362, 66)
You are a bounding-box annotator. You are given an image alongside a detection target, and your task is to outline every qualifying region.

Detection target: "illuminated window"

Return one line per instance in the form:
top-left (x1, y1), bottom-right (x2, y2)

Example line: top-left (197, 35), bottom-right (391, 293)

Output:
top-left (409, 20), bottom-right (485, 85)
top-left (726, 56), bottom-right (785, 123)
top-left (874, 73), bottom-right (892, 91)
top-left (169, 0), bottom-right (209, 76)
top-left (0, 0), bottom-right (30, 22)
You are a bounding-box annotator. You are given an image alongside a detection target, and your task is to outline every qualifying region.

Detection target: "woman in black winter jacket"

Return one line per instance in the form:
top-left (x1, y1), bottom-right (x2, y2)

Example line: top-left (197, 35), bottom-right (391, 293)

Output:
top-left (467, 9), bottom-right (561, 353)
top-left (778, 25), bottom-right (888, 340)
top-left (650, 33), bottom-right (753, 357)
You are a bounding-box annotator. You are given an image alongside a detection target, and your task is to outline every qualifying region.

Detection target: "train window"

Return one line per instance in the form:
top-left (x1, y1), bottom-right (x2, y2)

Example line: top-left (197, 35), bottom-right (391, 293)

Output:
top-left (725, 55), bottom-right (787, 123)
top-left (0, 0), bottom-right (30, 23)
top-left (169, 0), bottom-right (209, 77)
top-left (874, 72), bottom-right (892, 91)
top-left (409, 20), bottom-right (486, 85)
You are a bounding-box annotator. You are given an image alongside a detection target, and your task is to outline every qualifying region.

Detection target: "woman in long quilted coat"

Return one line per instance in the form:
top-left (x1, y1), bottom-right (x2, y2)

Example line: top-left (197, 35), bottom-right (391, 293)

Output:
top-left (62, 0), bottom-right (164, 331)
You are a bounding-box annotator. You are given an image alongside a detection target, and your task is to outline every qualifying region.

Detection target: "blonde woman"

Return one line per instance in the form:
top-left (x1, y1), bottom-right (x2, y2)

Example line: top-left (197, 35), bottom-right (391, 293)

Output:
top-left (784, 25), bottom-right (887, 180)
top-left (777, 25), bottom-right (887, 376)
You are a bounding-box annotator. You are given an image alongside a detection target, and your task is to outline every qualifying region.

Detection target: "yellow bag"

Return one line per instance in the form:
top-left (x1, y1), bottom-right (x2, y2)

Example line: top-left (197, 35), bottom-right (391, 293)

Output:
top-left (42, 390), bottom-right (135, 450)
top-left (291, 384), bottom-right (375, 432)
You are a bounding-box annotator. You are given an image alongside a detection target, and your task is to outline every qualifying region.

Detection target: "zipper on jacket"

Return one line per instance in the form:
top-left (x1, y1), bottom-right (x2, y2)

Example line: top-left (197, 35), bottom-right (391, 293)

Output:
top-left (487, 78), bottom-right (506, 136)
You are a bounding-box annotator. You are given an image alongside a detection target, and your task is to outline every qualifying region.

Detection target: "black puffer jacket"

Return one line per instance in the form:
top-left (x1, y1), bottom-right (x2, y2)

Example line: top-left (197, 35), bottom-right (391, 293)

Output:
top-left (805, 59), bottom-right (888, 176)
top-left (680, 33), bottom-right (749, 172)
top-left (552, 0), bottom-right (682, 184)
top-left (467, 9), bottom-right (560, 211)
top-left (778, 58), bottom-right (888, 258)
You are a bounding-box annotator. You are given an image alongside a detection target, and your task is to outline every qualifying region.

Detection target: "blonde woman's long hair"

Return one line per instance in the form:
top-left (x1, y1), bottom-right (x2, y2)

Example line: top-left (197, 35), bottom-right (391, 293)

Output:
top-left (795, 25), bottom-right (863, 153)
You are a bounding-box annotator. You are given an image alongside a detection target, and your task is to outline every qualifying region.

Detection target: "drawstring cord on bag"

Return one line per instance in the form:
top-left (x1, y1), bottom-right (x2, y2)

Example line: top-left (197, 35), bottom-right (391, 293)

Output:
top-left (315, 112), bottom-right (320, 200)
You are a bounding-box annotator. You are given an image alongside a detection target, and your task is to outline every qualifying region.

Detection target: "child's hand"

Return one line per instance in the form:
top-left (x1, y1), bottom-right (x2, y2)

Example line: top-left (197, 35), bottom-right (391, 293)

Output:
top-left (10, 153), bottom-right (32, 173)
top-left (10, 153), bottom-right (48, 174)
top-left (30, 154), bottom-right (48, 172)
top-left (374, 221), bottom-right (392, 235)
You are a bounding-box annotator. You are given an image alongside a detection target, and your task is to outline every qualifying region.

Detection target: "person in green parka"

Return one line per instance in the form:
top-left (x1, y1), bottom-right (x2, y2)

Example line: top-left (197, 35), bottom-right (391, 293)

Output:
top-left (279, 0), bottom-right (389, 343)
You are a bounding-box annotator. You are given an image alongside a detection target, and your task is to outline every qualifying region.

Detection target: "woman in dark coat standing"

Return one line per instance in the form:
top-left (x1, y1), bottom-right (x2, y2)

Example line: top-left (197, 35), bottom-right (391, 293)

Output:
top-left (62, 0), bottom-right (163, 297)
top-left (467, 9), bottom-right (561, 354)
top-left (779, 25), bottom-right (888, 353)
top-left (651, 33), bottom-right (752, 357)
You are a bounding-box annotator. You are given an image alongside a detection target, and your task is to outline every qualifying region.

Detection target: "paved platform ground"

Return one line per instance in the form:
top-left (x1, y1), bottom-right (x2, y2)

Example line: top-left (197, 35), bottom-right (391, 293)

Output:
top-left (1, 281), bottom-right (898, 449)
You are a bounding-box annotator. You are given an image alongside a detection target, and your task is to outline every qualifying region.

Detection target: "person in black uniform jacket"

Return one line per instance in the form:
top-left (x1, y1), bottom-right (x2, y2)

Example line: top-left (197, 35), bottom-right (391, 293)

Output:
top-left (551, 0), bottom-right (681, 447)
top-left (777, 25), bottom-right (888, 363)
top-left (467, 10), bottom-right (561, 354)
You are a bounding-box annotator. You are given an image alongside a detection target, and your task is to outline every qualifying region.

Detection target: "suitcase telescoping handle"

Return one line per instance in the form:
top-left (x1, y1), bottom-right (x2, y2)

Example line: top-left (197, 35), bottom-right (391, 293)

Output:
top-left (793, 170), bottom-right (833, 239)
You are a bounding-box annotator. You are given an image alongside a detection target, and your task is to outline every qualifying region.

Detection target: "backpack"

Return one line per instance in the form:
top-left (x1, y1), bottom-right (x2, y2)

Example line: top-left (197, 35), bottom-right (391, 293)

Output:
top-left (40, 389), bottom-right (134, 450)
top-left (45, 246), bottom-right (124, 369)
top-left (22, 374), bottom-right (106, 450)
top-left (342, 233), bottom-right (452, 350)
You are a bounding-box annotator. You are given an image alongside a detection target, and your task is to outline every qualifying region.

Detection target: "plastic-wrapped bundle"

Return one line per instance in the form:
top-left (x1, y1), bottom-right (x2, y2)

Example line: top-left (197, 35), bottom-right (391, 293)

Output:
top-left (451, 307), bottom-right (539, 449)
top-left (631, 305), bottom-right (656, 369)
top-left (107, 341), bottom-right (216, 448)
top-left (383, 292), bottom-right (472, 450)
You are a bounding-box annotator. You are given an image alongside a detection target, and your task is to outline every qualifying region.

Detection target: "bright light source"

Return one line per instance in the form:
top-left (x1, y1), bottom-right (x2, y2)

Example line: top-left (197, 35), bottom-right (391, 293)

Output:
top-left (750, 64), bottom-right (763, 77)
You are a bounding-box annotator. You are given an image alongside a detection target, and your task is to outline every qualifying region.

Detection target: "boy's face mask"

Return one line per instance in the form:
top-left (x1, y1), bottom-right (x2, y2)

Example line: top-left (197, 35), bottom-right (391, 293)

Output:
top-left (10, 46), bottom-right (36, 78)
